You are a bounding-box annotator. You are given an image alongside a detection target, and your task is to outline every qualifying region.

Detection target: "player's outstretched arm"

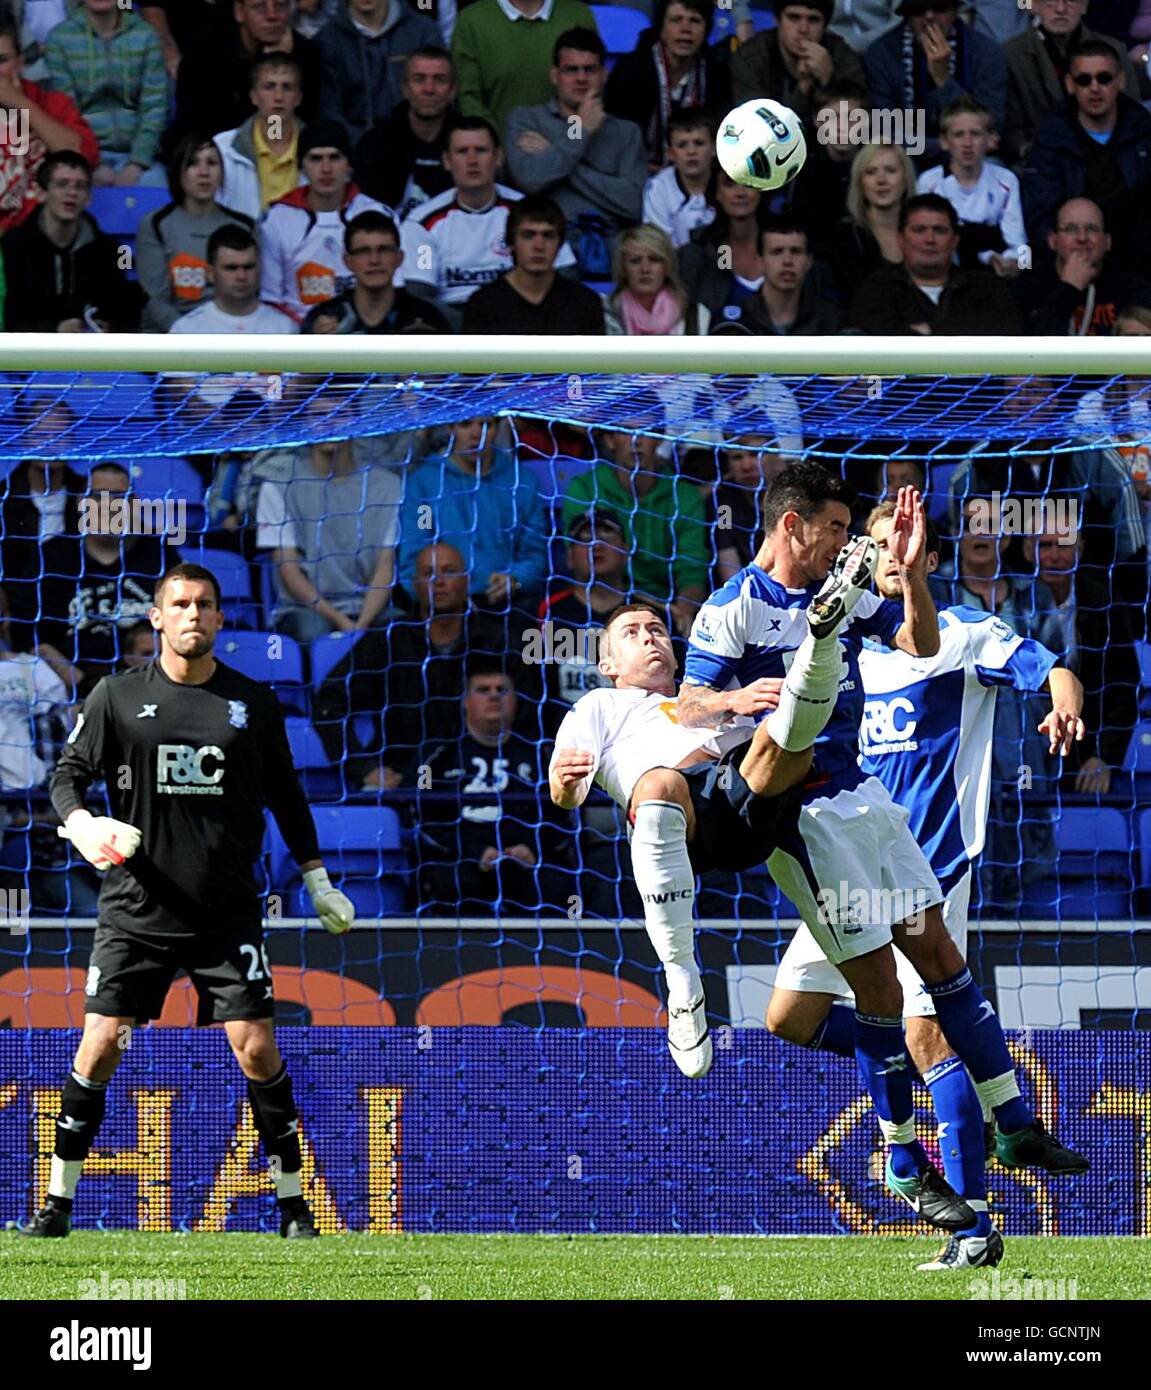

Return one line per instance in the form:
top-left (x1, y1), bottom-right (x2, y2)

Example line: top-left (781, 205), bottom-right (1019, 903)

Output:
top-left (676, 679), bottom-right (780, 728)
top-left (888, 487), bottom-right (940, 658)
top-left (1038, 666), bottom-right (1087, 755)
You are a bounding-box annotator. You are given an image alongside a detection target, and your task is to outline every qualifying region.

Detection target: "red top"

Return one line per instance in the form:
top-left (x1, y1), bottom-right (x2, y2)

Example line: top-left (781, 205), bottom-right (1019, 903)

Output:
top-left (0, 81), bottom-right (101, 236)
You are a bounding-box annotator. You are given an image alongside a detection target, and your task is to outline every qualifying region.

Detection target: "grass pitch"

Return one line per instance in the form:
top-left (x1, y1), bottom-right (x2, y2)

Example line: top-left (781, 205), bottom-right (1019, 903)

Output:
top-left (2, 1233), bottom-right (1144, 1301)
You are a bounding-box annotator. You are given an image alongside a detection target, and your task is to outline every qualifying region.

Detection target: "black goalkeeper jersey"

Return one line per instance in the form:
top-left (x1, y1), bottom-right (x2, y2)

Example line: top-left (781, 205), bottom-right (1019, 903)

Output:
top-left (50, 660), bottom-right (320, 936)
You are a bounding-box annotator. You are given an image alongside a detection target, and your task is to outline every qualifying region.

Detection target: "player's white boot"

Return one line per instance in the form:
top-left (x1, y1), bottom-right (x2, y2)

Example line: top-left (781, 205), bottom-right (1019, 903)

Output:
top-left (807, 535), bottom-right (880, 639)
top-left (917, 1228), bottom-right (1005, 1271)
top-left (668, 996), bottom-right (712, 1078)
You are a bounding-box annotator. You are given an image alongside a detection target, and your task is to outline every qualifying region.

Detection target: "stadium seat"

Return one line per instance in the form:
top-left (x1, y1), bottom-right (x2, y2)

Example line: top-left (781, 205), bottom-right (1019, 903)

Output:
top-left (310, 630), bottom-right (362, 686)
top-left (87, 187), bottom-right (170, 282)
top-left (1137, 641), bottom-right (1151, 716)
top-left (130, 457), bottom-right (206, 536)
top-left (265, 806), bottom-right (409, 918)
top-left (591, 4), bottom-right (646, 53)
top-left (1122, 722), bottom-right (1151, 773)
top-left (710, 5), bottom-right (775, 43)
top-left (216, 630), bottom-right (307, 712)
top-left (1052, 806), bottom-right (1135, 917)
top-left (1139, 808), bottom-right (1151, 893)
top-left (179, 546), bottom-right (259, 628)
top-left (520, 453), bottom-right (598, 504)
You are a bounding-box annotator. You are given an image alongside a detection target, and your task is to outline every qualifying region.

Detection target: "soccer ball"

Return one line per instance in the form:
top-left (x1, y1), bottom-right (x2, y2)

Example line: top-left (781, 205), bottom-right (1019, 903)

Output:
top-left (716, 99), bottom-right (807, 193)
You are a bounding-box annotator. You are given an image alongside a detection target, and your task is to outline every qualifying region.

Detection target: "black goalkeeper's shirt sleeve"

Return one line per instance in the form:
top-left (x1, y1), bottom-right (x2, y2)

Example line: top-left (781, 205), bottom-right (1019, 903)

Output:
top-left (50, 678), bottom-right (116, 823)
top-left (260, 693), bottom-right (321, 867)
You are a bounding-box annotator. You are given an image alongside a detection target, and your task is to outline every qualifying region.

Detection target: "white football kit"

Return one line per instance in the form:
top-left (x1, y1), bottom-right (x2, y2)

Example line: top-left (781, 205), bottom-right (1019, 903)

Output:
top-left (775, 606), bottom-right (1058, 1013)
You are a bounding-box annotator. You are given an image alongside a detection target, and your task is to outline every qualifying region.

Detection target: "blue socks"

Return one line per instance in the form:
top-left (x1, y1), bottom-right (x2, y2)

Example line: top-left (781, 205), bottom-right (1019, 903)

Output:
top-left (853, 1012), bottom-right (926, 1180)
top-left (924, 1054), bottom-right (992, 1238)
top-left (925, 968), bottom-right (1034, 1134)
top-left (807, 1004), bottom-right (856, 1058)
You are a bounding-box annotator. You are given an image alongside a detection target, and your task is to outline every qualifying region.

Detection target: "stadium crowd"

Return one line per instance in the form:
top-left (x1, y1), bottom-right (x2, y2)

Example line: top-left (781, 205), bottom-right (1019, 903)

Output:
top-left (1, 0), bottom-right (1151, 334)
top-left (0, 0), bottom-right (1148, 918)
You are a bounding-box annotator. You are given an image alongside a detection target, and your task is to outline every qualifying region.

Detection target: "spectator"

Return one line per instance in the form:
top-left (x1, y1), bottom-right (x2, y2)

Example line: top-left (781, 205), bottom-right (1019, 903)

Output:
top-left (818, 142), bottom-right (913, 304)
top-left (258, 119), bottom-right (389, 324)
top-left (1020, 518), bottom-right (1139, 793)
top-left (452, 0), bottom-right (597, 143)
top-left (262, 426), bottom-right (403, 644)
top-left (0, 400), bottom-right (85, 656)
top-left (6, 0), bottom-right (72, 83)
top-left (44, 0), bottom-right (169, 187)
top-left (136, 133), bottom-right (257, 332)
top-left (293, 0), bottom-right (345, 40)
top-left (406, 659), bottom-right (575, 919)
top-left (215, 53), bottom-right (306, 222)
top-left (642, 111), bottom-right (715, 249)
top-left (713, 434), bottom-right (794, 578)
top-left (847, 191), bottom-right (1022, 333)
top-left (312, 541), bottom-right (540, 790)
top-left (827, 0), bottom-right (899, 53)
top-left (317, 0), bottom-right (442, 146)
top-left (603, 222), bottom-right (710, 334)
top-left (678, 166), bottom-right (768, 328)
top-left (117, 620), bottom-right (157, 670)
top-left (537, 510), bottom-right (632, 734)
top-left (732, 0), bottom-right (867, 123)
top-left (738, 216), bottom-right (844, 333)
top-left (562, 414), bottom-right (710, 633)
top-left (162, 225), bottom-right (295, 409)
top-left (302, 209), bottom-right (451, 332)
top-left (1003, 0), bottom-right (1139, 167)
top-left (967, 0), bottom-right (1032, 47)
top-left (790, 78), bottom-right (870, 233)
top-left (0, 611), bottom-right (69, 792)
top-left (1022, 40), bottom-right (1151, 272)
top-left (461, 193), bottom-right (605, 332)
top-left (605, 0), bottom-right (732, 169)
top-left (873, 454), bottom-right (927, 502)
top-left (400, 116), bottom-right (576, 330)
top-left (0, 15), bottom-right (99, 236)
top-left (36, 463), bottom-right (183, 698)
top-left (397, 415), bottom-right (549, 609)
top-left (354, 45), bottom-right (458, 217)
top-left (1, 151), bottom-right (143, 332)
top-left (917, 96), bottom-right (1026, 275)
top-left (1015, 196), bottom-right (1151, 334)
top-left (504, 27), bottom-right (647, 275)
top-left (173, 0), bottom-right (321, 148)
top-left (139, 2), bottom-right (232, 78)
top-left (863, 0), bottom-right (1007, 165)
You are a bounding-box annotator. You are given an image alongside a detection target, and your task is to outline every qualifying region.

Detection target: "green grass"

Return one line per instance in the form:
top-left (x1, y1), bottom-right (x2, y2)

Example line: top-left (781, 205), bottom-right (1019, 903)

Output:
top-left (1, 1233), bottom-right (1144, 1301)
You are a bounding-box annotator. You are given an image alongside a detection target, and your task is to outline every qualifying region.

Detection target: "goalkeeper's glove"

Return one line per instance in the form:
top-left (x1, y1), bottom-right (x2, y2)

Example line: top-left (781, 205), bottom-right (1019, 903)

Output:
top-left (57, 809), bottom-right (142, 871)
top-left (303, 866), bottom-right (354, 935)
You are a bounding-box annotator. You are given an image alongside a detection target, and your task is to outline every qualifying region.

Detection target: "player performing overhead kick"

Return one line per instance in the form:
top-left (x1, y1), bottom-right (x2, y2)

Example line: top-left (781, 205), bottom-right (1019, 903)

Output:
top-left (676, 465), bottom-right (1088, 1238)
top-left (550, 537), bottom-right (981, 1230)
top-left (768, 499), bottom-right (1089, 1271)
top-left (12, 564), bottom-right (354, 1241)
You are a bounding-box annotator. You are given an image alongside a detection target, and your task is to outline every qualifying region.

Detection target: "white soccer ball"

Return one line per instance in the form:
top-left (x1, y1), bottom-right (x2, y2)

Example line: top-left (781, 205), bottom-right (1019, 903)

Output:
top-left (716, 99), bottom-right (807, 193)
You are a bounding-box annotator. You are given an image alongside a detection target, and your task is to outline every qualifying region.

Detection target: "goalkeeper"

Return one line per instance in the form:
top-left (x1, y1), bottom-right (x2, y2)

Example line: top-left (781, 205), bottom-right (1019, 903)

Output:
top-left (14, 564), bottom-right (354, 1241)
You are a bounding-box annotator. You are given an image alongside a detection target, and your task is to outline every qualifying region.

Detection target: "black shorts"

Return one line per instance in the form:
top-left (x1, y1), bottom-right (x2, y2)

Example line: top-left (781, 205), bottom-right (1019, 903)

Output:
top-left (84, 922), bottom-right (275, 1026)
top-left (679, 743), bottom-right (805, 875)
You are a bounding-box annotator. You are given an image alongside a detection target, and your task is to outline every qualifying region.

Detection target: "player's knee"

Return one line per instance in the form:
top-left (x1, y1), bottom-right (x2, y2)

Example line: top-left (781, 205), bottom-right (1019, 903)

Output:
top-left (631, 767), bottom-right (688, 811)
top-left (765, 1002), bottom-right (812, 1045)
top-left (228, 1028), bottom-right (280, 1079)
top-left (899, 907), bottom-right (963, 982)
top-left (75, 1016), bottom-right (130, 1077)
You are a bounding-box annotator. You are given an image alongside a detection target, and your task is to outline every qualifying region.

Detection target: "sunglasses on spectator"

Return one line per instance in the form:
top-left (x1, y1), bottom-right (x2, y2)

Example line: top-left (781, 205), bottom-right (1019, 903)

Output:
top-left (1071, 71), bottom-right (1116, 86)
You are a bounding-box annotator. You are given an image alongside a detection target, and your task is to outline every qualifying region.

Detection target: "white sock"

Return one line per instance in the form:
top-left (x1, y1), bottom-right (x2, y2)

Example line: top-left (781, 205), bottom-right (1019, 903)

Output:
top-left (49, 1155), bottom-right (83, 1202)
top-left (764, 629), bottom-right (844, 752)
top-left (630, 800), bottom-right (702, 1008)
top-left (275, 1170), bottom-right (303, 1201)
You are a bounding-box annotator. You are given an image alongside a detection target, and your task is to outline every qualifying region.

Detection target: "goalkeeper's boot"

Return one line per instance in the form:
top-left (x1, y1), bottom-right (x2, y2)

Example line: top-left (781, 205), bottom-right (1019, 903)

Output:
top-left (917, 1228), bottom-right (1005, 1272)
top-left (278, 1197), bottom-right (319, 1239)
top-left (668, 995), bottom-right (712, 1079)
top-left (995, 1121), bottom-right (1089, 1176)
top-left (885, 1157), bottom-right (977, 1231)
top-left (14, 1197), bottom-right (72, 1238)
top-left (808, 535), bottom-right (880, 640)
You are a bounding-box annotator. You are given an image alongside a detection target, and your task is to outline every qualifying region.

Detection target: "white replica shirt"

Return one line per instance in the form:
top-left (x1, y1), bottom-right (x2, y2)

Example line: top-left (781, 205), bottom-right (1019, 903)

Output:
top-left (401, 184), bottom-right (576, 306)
top-left (165, 300), bottom-right (296, 404)
top-left (916, 161), bottom-right (1026, 262)
top-left (551, 685), bottom-right (753, 811)
top-left (0, 653), bottom-right (67, 789)
top-left (642, 166), bottom-right (715, 249)
top-left (259, 188), bottom-right (391, 322)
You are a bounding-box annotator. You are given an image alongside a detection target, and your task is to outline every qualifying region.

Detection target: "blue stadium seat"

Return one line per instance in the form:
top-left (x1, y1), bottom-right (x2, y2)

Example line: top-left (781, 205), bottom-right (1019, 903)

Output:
top-left (520, 452), bottom-right (598, 504)
top-left (1139, 808), bottom-right (1151, 894)
top-left (1123, 722), bottom-right (1151, 772)
top-left (216, 630), bottom-right (307, 711)
top-left (130, 457), bottom-right (206, 535)
top-left (591, 4), bottom-right (647, 53)
top-left (311, 630), bottom-right (362, 686)
top-left (1052, 806), bottom-right (1134, 917)
top-left (1137, 641), bottom-right (1151, 716)
top-left (86, 188), bottom-right (170, 283)
top-left (710, 6), bottom-right (775, 44)
top-left (179, 546), bottom-right (259, 628)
